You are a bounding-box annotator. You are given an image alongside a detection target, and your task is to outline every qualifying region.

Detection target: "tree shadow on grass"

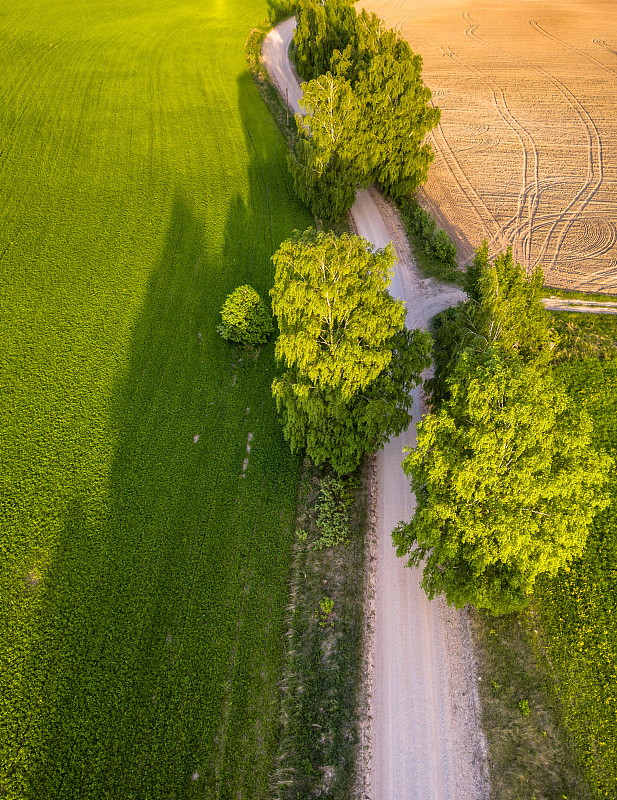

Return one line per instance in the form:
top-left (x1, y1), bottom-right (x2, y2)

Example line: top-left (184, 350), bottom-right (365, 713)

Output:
top-left (5, 184), bottom-right (306, 800)
top-left (6, 67), bottom-right (312, 800)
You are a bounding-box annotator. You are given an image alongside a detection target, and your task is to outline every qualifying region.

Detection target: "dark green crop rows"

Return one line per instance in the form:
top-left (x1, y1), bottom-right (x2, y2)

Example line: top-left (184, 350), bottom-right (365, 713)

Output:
top-left (0, 0), bottom-right (311, 797)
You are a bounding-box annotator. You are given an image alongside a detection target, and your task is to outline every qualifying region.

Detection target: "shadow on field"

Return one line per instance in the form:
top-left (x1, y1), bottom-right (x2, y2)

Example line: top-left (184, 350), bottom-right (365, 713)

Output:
top-left (12, 68), bottom-right (309, 800)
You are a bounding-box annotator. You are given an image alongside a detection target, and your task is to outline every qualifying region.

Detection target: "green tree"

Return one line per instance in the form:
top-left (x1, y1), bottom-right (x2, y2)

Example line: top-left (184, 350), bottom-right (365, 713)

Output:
top-left (393, 348), bottom-right (611, 614)
top-left (290, 3), bottom-right (440, 218)
top-left (288, 68), bottom-right (363, 221)
top-left (396, 241), bottom-right (609, 614)
top-left (351, 19), bottom-right (440, 199)
top-left (293, 0), bottom-right (357, 80)
top-left (270, 229), bottom-right (431, 474)
top-left (429, 243), bottom-right (556, 404)
top-left (217, 284), bottom-right (274, 346)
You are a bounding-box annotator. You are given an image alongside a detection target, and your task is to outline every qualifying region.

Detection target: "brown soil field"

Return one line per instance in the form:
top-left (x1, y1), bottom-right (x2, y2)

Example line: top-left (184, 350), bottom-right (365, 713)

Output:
top-left (357, 0), bottom-right (617, 293)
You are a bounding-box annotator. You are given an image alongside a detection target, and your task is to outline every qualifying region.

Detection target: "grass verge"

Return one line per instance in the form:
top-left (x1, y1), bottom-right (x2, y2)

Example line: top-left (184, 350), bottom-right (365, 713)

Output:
top-left (271, 461), bottom-right (370, 800)
top-left (471, 608), bottom-right (592, 800)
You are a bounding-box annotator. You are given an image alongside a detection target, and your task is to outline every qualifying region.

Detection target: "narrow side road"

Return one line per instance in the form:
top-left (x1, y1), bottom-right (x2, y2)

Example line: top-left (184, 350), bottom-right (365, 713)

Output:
top-left (263, 20), bottom-right (489, 800)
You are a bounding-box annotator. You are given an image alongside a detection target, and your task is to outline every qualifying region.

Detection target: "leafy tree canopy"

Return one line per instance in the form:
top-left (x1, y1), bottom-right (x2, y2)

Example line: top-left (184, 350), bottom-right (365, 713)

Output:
top-left (395, 242), bottom-right (612, 614)
top-left (291, 2), bottom-right (439, 218)
top-left (294, 0), bottom-right (356, 81)
top-left (429, 242), bottom-right (556, 403)
top-left (288, 68), bottom-right (364, 222)
top-left (217, 284), bottom-right (273, 346)
top-left (271, 229), bottom-right (431, 473)
top-left (394, 348), bottom-right (611, 614)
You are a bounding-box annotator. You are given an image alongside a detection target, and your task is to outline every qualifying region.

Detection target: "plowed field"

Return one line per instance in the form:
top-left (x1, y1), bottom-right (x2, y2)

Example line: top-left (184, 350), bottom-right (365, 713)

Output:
top-left (358, 0), bottom-right (617, 293)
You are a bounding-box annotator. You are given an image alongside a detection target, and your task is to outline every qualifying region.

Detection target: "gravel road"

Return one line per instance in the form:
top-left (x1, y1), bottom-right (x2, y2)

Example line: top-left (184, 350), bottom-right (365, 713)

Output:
top-left (263, 20), bottom-right (489, 800)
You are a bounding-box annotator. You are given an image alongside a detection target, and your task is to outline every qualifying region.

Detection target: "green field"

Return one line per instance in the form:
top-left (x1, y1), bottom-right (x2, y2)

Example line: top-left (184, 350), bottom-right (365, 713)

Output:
top-left (0, 0), bottom-right (312, 797)
top-left (535, 349), bottom-right (617, 799)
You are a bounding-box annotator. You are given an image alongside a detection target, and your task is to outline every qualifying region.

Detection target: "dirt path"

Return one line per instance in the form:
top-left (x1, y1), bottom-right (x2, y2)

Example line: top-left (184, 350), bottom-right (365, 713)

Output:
top-left (263, 21), bottom-right (489, 800)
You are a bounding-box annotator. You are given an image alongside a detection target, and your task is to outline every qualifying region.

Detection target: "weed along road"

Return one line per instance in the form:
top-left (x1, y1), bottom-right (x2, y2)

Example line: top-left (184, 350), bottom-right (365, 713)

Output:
top-left (264, 18), bottom-right (489, 800)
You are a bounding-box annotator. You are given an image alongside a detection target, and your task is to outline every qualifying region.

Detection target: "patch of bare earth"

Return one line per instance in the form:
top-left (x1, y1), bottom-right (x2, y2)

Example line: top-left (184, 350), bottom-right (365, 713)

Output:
top-left (358, 0), bottom-right (617, 293)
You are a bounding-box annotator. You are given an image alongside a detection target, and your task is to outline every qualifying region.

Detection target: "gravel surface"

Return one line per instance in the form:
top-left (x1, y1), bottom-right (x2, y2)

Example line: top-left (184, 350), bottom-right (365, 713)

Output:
top-left (263, 20), bottom-right (490, 800)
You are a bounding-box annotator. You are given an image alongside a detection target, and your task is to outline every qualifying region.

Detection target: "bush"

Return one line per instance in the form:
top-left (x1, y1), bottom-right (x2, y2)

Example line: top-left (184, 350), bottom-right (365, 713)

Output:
top-left (429, 228), bottom-right (457, 267)
top-left (217, 284), bottom-right (274, 346)
top-left (399, 197), bottom-right (460, 281)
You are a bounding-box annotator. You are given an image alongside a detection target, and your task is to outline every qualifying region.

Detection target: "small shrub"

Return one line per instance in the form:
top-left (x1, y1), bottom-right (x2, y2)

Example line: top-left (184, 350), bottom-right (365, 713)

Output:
top-left (217, 284), bottom-right (274, 346)
top-left (315, 596), bottom-right (335, 627)
top-left (518, 699), bottom-right (531, 717)
top-left (399, 197), bottom-right (460, 281)
top-left (429, 228), bottom-right (457, 267)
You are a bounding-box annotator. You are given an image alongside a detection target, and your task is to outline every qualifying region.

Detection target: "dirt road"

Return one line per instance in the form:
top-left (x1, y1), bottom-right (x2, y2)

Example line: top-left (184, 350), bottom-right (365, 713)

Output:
top-left (263, 21), bottom-right (489, 800)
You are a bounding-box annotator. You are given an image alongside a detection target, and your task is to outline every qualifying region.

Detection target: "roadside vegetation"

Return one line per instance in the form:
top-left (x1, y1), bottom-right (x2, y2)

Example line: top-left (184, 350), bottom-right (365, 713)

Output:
top-left (414, 293), bottom-right (617, 796)
top-left (0, 0), bottom-right (314, 797)
top-left (270, 229), bottom-right (431, 475)
top-left (394, 244), bottom-right (611, 614)
top-left (398, 196), bottom-right (463, 283)
top-left (289, 0), bottom-right (440, 221)
top-left (272, 463), bottom-right (370, 800)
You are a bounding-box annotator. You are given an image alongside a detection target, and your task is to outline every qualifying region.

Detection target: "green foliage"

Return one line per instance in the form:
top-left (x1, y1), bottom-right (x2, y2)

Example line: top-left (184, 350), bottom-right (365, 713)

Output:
top-left (315, 596), bottom-right (335, 626)
top-left (291, 2), bottom-right (439, 218)
top-left (266, 0), bottom-right (299, 25)
top-left (271, 229), bottom-right (405, 399)
top-left (0, 0), bottom-right (314, 797)
top-left (293, 0), bottom-right (356, 80)
top-left (429, 242), bottom-right (556, 404)
top-left (394, 349), bottom-right (611, 614)
top-left (270, 229), bottom-right (431, 474)
top-left (399, 197), bottom-right (459, 280)
top-left (430, 228), bottom-right (457, 265)
top-left (395, 243), bottom-right (611, 614)
top-left (314, 476), bottom-right (350, 549)
top-left (274, 463), bottom-right (368, 800)
top-left (349, 19), bottom-right (440, 201)
top-left (288, 69), bottom-right (364, 221)
top-left (217, 283), bottom-right (274, 345)
top-left (535, 356), bottom-right (617, 798)
top-left (518, 699), bottom-right (531, 717)
top-left (397, 198), bottom-right (461, 282)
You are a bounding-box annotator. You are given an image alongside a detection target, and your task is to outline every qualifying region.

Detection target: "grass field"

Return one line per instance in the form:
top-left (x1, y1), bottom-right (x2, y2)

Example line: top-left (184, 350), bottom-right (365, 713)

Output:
top-left (0, 0), bottom-right (312, 797)
top-left (535, 343), bottom-right (617, 799)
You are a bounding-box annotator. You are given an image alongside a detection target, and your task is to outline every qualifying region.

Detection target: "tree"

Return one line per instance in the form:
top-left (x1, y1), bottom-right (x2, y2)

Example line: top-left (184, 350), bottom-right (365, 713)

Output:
top-left (288, 69), bottom-right (364, 221)
top-left (428, 242), bottom-right (556, 404)
top-left (350, 17), bottom-right (440, 199)
top-left (290, 3), bottom-right (440, 218)
top-left (293, 0), bottom-right (357, 80)
top-left (270, 229), bottom-right (431, 474)
top-left (393, 348), bottom-right (611, 614)
top-left (395, 241), bottom-right (610, 614)
top-left (217, 284), bottom-right (273, 346)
